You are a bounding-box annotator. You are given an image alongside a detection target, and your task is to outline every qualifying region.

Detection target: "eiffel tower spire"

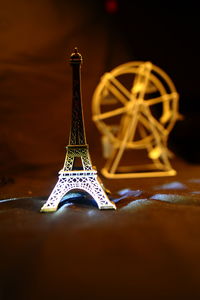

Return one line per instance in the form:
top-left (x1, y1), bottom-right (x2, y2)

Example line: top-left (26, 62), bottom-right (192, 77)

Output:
top-left (69, 47), bottom-right (86, 145)
top-left (40, 48), bottom-right (116, 212)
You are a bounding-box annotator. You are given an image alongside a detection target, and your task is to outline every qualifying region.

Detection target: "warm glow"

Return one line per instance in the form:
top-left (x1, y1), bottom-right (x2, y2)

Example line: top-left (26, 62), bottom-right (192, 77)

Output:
top-left (92, 61), bottom-right (181, 178)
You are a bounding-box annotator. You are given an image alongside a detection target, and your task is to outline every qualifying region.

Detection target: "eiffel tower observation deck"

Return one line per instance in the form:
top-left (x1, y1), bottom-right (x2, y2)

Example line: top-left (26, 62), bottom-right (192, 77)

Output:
top-left (40, 48), bottom-right (116, 212)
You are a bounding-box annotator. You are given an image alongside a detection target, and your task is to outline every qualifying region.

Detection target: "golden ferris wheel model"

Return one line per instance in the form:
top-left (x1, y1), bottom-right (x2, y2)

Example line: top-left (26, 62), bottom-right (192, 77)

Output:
top-left (92, 61), bottom-right (182, 179)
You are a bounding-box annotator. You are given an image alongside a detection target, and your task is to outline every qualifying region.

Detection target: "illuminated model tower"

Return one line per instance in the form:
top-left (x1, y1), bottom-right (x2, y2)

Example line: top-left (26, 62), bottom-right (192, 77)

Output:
top-left (41, 48), bottom-right (116, 212)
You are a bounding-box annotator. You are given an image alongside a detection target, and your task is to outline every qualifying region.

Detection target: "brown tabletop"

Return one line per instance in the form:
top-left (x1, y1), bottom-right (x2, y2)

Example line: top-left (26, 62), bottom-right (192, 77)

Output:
top-left (1, 158), bottom-right (200, 300)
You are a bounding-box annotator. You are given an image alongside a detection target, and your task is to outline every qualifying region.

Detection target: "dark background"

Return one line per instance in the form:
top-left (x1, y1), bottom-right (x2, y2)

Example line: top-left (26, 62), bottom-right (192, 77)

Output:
top-left (1, 0), bottom-right (200, 178)
top-left (1, 1), bottom-right (200, 299)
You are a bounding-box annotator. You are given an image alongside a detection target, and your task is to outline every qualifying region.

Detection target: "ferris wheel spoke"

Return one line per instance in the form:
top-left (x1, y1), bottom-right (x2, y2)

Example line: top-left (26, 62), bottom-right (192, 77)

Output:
top-left (147, 113), bottom-right (167, 135)
top-left (145, 93), bottom-right (176, 106)
top-left (133, 62), bottom-right (152, 100)
top-left (93, 106), bottom-right (128, 121)
top-left (105, 82), bottom-right (129, 105)
top-left (140, 106), bottom-right (167, 135)
top-left (107, 75), bottom-right (131, 104)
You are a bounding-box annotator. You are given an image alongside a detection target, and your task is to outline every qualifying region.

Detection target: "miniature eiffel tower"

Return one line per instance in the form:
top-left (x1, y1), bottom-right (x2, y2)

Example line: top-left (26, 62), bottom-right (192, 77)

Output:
top-left (41, 48), bottom-right (116, 212)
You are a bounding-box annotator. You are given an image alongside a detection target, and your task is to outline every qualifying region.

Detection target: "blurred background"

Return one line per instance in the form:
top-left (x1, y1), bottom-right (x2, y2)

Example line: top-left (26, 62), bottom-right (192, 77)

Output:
top-left (0, 0), bottom-right (200, 193)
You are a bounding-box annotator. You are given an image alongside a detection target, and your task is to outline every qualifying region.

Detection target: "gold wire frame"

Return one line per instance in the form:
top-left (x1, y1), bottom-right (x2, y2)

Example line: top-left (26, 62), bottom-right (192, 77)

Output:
top-left (92, 61), bottom-right (182, 179)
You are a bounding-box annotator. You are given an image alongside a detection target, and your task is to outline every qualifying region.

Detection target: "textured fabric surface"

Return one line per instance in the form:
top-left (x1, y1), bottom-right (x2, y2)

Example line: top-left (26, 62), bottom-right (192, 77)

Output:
top-left (1, 160), bottom-right (200, 300)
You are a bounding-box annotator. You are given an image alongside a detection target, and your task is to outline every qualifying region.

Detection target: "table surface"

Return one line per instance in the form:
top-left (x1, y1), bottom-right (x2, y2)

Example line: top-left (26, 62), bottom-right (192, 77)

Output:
top-left (1, 157), bottom-right (200, 300)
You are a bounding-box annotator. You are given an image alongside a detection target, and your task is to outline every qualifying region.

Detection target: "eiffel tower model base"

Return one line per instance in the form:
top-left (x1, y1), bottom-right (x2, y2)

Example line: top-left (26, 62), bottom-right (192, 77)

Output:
top-left (41, 168), bottom-right (116, 212)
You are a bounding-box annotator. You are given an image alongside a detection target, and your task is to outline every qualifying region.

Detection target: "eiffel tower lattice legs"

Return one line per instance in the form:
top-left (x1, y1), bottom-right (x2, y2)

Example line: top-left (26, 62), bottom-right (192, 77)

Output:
top-left (40, 170), bottom-right (116, 212)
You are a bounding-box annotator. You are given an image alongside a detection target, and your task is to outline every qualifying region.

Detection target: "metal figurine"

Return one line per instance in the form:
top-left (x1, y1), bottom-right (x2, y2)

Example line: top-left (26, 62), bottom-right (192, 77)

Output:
top-left (92, 61), bottom-right (182, 178)
top-left (41, 48), bottom-right (116, 212)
